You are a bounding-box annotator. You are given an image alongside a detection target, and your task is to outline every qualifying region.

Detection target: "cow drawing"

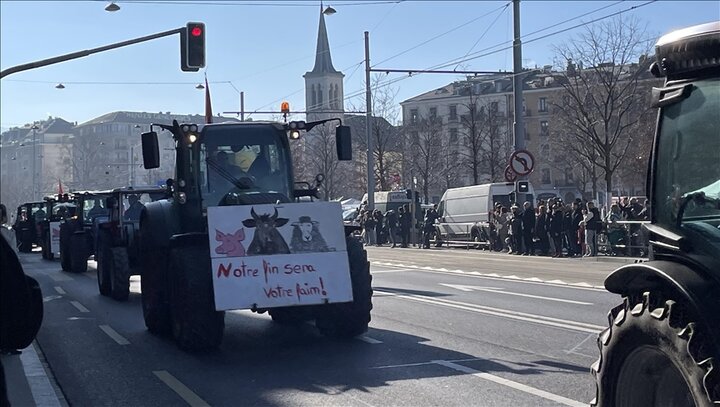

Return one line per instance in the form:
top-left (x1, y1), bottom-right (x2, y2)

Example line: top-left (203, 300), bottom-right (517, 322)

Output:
top-left (215, 228), bottom-right (246, 257)
top-left (290, 216), bottom-right (329, 253)
top-left (242, 207), bottom-right (290, 255)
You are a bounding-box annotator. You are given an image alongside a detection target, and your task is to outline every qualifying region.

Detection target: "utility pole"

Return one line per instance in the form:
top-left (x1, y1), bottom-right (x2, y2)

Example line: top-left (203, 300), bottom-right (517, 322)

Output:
top-left (512, 0), bottom-right (527, 202)
top-left (364, 31), bottom-right (374, 211)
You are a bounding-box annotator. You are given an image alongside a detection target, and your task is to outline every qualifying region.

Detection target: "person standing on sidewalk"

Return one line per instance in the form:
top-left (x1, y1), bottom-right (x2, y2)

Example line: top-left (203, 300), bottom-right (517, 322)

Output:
top-left (521, 202), bottom-right (535, 255)
top-left (385, 209), bottom-right (399, 248)
top-left (399, 205), bottom-right (412, 248)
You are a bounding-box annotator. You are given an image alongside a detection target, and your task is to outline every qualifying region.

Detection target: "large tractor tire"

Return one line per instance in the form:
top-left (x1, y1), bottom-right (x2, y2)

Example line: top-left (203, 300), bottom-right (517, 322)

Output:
top-left (269, 307), bottom-right (314, 325)
top-left (315, 236), bottom-right (373, 339)
top-left (96, 232), bottom-right (111, 296)
top-left (69, 233), bottom-right (88, 274)
top-left (168, 245), bottom-right (224, 352)
top-left (109, 247), bottom-right (131, 301)
top-left (591, 291), bottom-right (719, 407)
top-left (140, 244), bottom-right (171, 336)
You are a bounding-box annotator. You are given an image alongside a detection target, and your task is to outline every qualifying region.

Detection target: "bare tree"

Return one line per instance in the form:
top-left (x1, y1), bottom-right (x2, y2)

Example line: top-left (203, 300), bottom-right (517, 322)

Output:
top-left (410, 116), bottom-right (444, 203)
top-left (350, 73), bottom-right (403, 192)
top-left (551, 15), bottom-right (655, 207)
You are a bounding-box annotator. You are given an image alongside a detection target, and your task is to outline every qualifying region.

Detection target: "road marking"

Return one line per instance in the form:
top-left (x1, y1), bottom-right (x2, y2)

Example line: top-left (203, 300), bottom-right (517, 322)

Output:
top-left (69, 301), bottom-right (90, 313)
top-left (433, 360), bottom-right (586, 407)
top-left (438, 284), bottom-right (593, 305)
top-left (20, 343), bottom-right (62, 407)
top-left (358, 335), bottom-right (383, 344)
top-left (99, 325), bottom-right (130, 345)
top-left (54, 286), bottom-right (66, 295)
top-left (153, 370), bottom-right (210, 407)
top-left (371, 262), bottom-right (606, 291)
top-left (375, 289), bottom-right (604, 334)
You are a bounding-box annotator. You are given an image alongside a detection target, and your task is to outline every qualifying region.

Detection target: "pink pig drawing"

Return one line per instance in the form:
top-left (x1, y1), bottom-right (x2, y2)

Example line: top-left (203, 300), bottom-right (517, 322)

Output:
top-left (215, 228), bottom-right (246, 257)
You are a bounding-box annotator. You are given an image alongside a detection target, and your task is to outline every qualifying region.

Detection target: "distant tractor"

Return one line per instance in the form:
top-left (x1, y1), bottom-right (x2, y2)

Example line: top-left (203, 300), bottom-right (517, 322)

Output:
top-left (95, 187), bottom-right (166, 300)
top-left (13, 201), bottom-right (46, 253)
top-left (38, 194), bottom-right (75, 261)
top-left (591, 22), bottom-right (720, 406)
top-left (59, 191), bottom-right (113, 273)
top-left (137, 118), bottom-right (372, 351)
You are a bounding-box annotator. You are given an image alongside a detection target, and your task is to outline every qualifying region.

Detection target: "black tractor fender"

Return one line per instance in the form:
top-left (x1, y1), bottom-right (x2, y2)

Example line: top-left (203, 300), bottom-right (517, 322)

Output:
top-left (605, 260), bottom-right (720, 351)
top-left (140, 200), bottom-right (180, 249)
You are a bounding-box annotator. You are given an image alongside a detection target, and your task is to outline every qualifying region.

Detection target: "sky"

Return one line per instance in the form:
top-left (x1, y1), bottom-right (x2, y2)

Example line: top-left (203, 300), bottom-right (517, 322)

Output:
top-left (1, 0), bottom-right (718, 130)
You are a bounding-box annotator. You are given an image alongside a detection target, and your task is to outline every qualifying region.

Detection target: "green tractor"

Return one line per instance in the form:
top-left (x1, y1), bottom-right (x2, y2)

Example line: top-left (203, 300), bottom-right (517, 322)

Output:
top-left (137, 119), bottom-right (372, 352)
top-left (59, 190), bottom-right (113, 273)
top-left (95, 187), bottom-right (167, 300)
top-left (591, 22), bottom-right (720, 406)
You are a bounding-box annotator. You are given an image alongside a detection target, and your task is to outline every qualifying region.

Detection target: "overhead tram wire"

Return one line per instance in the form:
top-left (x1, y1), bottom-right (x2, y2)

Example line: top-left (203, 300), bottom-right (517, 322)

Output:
top-left (341, 0), bottom-right (658, 103)
top-left (371, 1), bottom-right (512, 68)
top-left (453, 2), bottom-right (510, 70)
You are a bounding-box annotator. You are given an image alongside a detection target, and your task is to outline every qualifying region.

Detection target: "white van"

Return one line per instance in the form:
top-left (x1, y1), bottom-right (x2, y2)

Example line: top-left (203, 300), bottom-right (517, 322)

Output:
top-left (435, 182), bottom-right (534, 242)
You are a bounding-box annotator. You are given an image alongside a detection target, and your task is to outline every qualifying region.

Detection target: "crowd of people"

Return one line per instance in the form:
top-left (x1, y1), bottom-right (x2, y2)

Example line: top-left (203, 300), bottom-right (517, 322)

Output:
top-left (352, 196), bottom-right (650, 257)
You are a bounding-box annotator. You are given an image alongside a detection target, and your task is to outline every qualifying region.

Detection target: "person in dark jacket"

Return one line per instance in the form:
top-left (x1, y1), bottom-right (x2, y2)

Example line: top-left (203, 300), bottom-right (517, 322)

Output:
top-left (535, 205), bottom-right (550, 255)
top-left (399, 205), bottom-right (412, 248)
top-left (373, 209), bottom-right (384, 246)
top-left (385, 209), bottom-right (399, 248)
top-left (550, 204), bottom-right (565, 257)
top-left (521, 202), bottom-right (535, 255)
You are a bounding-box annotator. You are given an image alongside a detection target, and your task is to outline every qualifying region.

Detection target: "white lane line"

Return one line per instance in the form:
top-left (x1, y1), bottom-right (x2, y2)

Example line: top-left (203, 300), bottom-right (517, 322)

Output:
top-left (99, 325), bottom-right (131, 345)
top-left (54, 286), bottom-right (66, 295)
top-left (373, 263), bottom-right (606, 292)
top-left (69, 301), bottom-right (90, 313)
top-left (433, 360), bottom-right (586, 407)
top-left (357, 335), bottom-right (383, 344)
top-left (375, 289), bottom-right (604, 334)
top-left (20, 343), bottom-right (62, 407)
top-left (153, 370), bottom-right (210, 407)
top-left (438, 284), bottom-right (593, 305)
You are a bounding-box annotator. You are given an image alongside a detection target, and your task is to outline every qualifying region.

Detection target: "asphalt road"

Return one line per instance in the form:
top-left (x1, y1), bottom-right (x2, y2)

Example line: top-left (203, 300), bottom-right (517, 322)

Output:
top-left (16, 245), bottom-right (623, 407)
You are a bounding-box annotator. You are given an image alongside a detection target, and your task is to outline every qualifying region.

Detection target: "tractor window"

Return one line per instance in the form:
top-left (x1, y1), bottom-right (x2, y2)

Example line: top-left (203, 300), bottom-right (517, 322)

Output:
top-left (199, 126), bottom-right (292, 207)
top-left (655, 77), bottom-right (720, 252)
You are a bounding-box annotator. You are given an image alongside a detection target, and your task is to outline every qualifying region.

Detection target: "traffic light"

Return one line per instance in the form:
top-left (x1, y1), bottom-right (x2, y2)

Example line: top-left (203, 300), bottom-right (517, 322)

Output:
top-left (181, 22), bottom-right (205, 72)
top-left (516, 181), bottom-right (530, 194)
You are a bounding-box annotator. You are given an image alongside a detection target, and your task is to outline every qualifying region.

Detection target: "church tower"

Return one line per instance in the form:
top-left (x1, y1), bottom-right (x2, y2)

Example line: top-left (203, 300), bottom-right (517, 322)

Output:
top-left (304, 8), bottom-right (344, 123)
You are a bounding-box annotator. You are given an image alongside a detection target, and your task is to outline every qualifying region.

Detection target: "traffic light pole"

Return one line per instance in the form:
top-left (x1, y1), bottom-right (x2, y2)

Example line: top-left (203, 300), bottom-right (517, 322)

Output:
top-left (1, 27), bottom-right (183, 79)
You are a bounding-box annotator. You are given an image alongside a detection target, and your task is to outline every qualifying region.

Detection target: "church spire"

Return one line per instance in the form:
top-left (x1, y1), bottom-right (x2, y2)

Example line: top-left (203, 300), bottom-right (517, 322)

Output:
top-left (310, 7), bottom-right (338, 74)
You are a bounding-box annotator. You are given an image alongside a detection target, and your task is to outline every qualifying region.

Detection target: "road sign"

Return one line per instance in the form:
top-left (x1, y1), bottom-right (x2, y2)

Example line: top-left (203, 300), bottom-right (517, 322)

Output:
top-left (509, 149), bottom-right (535, 176)
top-left (504, 166), bottom-right (517, 182)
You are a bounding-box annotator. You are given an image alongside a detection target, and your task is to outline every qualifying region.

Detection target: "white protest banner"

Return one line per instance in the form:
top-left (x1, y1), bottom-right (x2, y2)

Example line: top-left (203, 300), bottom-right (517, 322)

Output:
top-left (207, 202), bottom-right (353, 311)
top-left (50, 221), bottom-right (61, 256)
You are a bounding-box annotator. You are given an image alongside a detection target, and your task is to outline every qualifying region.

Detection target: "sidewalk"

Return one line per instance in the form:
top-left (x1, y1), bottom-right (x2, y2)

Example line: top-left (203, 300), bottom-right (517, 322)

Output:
top-left (1, 342), bottom-right (66, 407)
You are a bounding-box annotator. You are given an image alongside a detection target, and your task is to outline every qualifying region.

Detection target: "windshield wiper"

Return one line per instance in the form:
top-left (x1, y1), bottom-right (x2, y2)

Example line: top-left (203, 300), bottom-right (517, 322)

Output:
top-left (205, 158), bottom-right (254, 190)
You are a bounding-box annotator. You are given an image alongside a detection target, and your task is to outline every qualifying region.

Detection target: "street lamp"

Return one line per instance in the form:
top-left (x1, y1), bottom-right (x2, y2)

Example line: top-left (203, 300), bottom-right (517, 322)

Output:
top-left (31, 125), bottom-right (39, 201)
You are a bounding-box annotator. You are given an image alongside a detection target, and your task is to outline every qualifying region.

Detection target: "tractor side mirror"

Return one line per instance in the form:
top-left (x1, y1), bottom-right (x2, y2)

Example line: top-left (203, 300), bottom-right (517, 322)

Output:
top-left (336, 125), bottom-right (352, 161)
top-left (141, 131), bottom-right (160, 169)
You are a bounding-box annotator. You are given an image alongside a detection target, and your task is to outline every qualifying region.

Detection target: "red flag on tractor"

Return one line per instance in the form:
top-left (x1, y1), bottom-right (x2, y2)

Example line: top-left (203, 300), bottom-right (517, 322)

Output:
top-left (204, 75), bottom-right (213, 124)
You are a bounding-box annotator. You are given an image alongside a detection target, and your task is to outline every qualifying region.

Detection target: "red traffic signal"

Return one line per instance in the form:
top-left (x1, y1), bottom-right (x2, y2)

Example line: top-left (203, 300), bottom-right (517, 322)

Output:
top-left (181, 22), bottom-right (205, 72)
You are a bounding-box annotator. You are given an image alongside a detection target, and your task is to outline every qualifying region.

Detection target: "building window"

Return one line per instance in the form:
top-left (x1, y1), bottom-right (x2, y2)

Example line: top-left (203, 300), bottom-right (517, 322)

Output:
top-left (449, 105), bottom-right (457, 121)
top-left (538, 97), bottom-right (547, 112)
top-left (540, 120), bottom-right (549, 136)
top-left (410, 109), bottom-right (418, 125)
top-left (449, 128), bottom-right (458, 144)
top-left (429, 107), bottom-right (437, 120)
top-left (541, 168), bottom-right (551, 184)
